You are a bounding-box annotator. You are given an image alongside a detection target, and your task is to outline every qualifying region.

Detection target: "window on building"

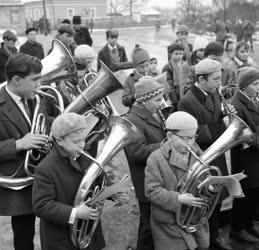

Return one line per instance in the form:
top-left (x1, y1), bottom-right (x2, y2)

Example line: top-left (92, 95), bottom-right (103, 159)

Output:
top-left (26, 9), bottom-right (33, 20)
top-left (67, 8), bottom-right (75, 19)
top-left (34, 9), bottom-right (41, 20)
top-left (90, 8), bottom-right (96, 18)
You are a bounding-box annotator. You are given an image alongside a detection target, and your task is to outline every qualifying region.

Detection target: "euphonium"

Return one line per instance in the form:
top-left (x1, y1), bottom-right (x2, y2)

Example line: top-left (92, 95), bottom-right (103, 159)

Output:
top-left (176, 113), bottom-right (255, 233)
top-left (69, 115), bottom-right (141, 249)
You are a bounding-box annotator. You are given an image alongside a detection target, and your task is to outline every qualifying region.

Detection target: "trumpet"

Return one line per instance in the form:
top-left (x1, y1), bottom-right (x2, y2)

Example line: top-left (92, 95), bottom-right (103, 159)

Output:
top-left (24, 86), bottom-right (64, 177)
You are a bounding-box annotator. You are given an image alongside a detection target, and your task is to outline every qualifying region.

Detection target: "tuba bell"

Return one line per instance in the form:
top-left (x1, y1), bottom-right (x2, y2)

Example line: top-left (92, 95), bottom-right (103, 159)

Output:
top-left (176, 113), bottom-right (255, 233)
top-left (69, 115), bottom-right (141, 249)
top-left (40, 39), bottom-right (79, 86)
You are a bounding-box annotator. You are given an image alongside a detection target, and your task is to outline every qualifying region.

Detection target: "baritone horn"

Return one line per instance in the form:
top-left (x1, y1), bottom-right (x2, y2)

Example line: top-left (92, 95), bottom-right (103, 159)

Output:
top-left (176, 113), bottom-right (255, 233)
top-left (69, 115), bottom-right (141, 249)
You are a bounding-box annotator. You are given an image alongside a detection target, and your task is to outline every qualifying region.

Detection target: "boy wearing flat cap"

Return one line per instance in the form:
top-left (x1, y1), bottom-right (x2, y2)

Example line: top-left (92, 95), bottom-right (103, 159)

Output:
top-left (230, 67), bottom-right (259, 243)
top-left (122, 47), bottom-right (151, 108)
top-left (124, 76), bottom-right (166, 250)
top-left (20, 27), bottom-right (44, 60)
top-left (73, 15), bottom-right (93, 47)
top-left (97, 29), bottom-right (130, 72)
top-left (145, 111), bottom-right (210, 250)
top-left (178, 58), bottom-right (236, 250)
top-left (32, 113), bottom-right (105, 250)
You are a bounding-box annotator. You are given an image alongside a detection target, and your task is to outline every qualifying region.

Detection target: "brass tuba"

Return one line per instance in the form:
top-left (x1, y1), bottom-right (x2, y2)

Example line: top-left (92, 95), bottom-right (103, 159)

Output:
top-left (176, 113), bottom-right (255, 233)
top-left (69, 115), bottom-right (141, 249)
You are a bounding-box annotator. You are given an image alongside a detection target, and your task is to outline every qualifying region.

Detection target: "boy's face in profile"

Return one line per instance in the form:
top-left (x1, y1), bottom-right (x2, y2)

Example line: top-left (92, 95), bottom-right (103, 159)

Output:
top-left (149, 59), bottom-right (158, 73)
top-left (136, 61), bottom-right (150, 76)
top-left (167, 129), bottom-right (197, 154)
top-left (170, 50), bottom-right (184, 63)
top-left (57, 129), bottom-right (87, 158)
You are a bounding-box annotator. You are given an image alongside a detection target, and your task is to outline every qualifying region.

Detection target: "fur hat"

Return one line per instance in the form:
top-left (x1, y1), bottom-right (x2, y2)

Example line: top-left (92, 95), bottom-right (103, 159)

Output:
top-left (134, 76), bottom-right (164, 103)
top-left (237, 67), bottom-right (259, 90)
top-left (51, 113), bottom-right (88, 138)
top-left (132, 48), bottom-right (150, 68)
top-left (73, 15), bottom-right (81, 25)
top-left (57, 23), bottom-right (75, 36)
top-left (176, 25), bottom-right (189, 34)
top-left (166, 111), bottom-right (198, 136)
top-left (195, 58), bottom-right (221, 75)
top-left (192, 37), bottom-right (209, 52)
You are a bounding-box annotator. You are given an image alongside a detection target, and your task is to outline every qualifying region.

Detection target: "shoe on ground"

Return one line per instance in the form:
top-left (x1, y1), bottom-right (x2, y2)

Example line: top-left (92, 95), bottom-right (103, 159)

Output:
top-left (211, 237), bottom-right (233, 250)
top-left (230, 229), bottom-right (259, 243)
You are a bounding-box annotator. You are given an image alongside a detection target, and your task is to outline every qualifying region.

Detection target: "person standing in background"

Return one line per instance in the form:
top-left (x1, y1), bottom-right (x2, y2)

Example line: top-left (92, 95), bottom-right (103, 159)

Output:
top-left (20, 27), bottom-right (44, 60)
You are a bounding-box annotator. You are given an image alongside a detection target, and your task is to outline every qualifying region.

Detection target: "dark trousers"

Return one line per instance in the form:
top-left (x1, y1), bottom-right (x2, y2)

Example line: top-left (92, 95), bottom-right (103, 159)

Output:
top-left (231, 187), bottom-right (259, 232)
top-left (136, 202), bottom-right (154, 250)
top-left (209, 204), bottom-right (221, 242)
top-left (11, 214), bottom-right (35, 250)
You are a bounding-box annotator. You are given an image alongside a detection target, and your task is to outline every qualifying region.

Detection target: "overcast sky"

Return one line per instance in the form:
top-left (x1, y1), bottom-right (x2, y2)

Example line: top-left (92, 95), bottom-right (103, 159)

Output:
top-left (148, 0), bottom-right (212, 8)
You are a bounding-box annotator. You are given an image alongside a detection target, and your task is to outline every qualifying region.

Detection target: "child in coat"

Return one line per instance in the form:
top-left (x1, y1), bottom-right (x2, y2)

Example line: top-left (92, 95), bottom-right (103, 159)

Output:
top-left (145, 111), bottom-right (210, 250)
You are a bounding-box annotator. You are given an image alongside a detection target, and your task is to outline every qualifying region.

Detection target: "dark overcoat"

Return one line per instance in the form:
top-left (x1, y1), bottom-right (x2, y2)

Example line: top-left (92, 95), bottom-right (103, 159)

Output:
top-left (0, 87), bottom-right (49, 215)
top-left (124, 104), bottom-right (166, 202)
top-left (0, 43), bottom-right (17, 83)
top-left (178, 84), bottom-right (228, 176)
top-left (32, 144), bottom-right (105, 250)
top-left (231, 91), bottom-right (259, 188)
top-left (19, 40), bottom-right (44, 60)
top-left (97, 43), bottom-right (130, 72)
top-left (74, 27), bottom-right (93, 47)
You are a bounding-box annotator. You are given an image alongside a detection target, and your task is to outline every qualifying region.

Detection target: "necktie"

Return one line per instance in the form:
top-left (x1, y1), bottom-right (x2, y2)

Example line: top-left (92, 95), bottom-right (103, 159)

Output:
top-left (111, 48), bottom-right (117, 54)
top-left (20, 97), bottom-right (31, 121)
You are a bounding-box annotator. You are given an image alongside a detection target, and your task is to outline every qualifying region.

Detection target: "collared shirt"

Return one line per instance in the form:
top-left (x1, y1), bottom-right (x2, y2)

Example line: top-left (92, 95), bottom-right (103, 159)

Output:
top-left (108, 43), bottom-right (117, 51)
top-left (5, 86), bottom-right (31, 125)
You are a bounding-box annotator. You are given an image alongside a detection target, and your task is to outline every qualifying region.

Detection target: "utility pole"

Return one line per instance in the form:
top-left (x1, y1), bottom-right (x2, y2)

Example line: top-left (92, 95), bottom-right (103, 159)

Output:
top-left (42, 0), bottom-right (47, 35)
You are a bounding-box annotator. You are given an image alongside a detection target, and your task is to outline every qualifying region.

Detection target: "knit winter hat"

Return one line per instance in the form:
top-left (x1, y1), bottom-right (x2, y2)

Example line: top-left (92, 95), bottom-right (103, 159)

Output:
top-left (132, 48), bottom-right (150, 68)
top-left (166, 111), bottom-right (198, 136)
top-left (51, 113), bottom-right (88, 138)
top-left (193, 37), bottom-right (209, 52)
top-left (57, 23), bottom-right (75, 36)
top-left (176, 25), bottom-right (189, 34)
top-left (237, 67), bottom-right (259, 90)
top-left (134, 76), bottom-right (164, 103)
top-left (195, 58), bottom-right (221, 75)
top-left (74, 45), bottom-right (96, 60)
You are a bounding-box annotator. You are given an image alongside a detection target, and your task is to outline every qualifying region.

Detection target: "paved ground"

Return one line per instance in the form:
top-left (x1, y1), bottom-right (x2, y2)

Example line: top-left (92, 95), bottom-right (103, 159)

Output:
top-left (1, 25), bottom-right (259, 250)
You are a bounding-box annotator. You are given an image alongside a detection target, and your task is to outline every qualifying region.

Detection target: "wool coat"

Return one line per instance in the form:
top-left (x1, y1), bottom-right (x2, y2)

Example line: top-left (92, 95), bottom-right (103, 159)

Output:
top-left (231, 91), bottom-right (259, 188)
top-left (74, 27), bottom-right (92, 47)
top-left (32, 144), bottom-right (105, 250)
top-left (97, 43), bottom-right (131, 72)
top-left (178, 84), bottom-right (228, 176)
top-left (0, 43), bottom-right (17, 83)
top-left (145, 140), bottom-right (209, 250)
top-left (19, 40), bottom-right (44, 60)
top-left (0, 87), bottom-right (49, 215)
top-left (124, 104), bottom-right (166, 202)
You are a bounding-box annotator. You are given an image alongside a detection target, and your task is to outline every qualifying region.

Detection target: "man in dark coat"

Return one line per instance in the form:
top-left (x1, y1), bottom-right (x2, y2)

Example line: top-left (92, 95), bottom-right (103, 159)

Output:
top-left (0, 30), bottom-right (17, 83)
top-left (178, 58), bottom-right (235, 250)
top-left (230, 67), bottom-right (259, 243)
top-left (124, 76), bottom-right (166, 250)
top-left (73, 15), bottom-right (93, 46)
top-left (32, 113), bottom-right (105, 250)
top-left (20, 27), bottom-right (44, 60)
top-left (122, 47), bottom-right (150, 108)
top-left (97, 29), bottom-right (131, 72)
top-left (0, 53), bottom-right (49, 250)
